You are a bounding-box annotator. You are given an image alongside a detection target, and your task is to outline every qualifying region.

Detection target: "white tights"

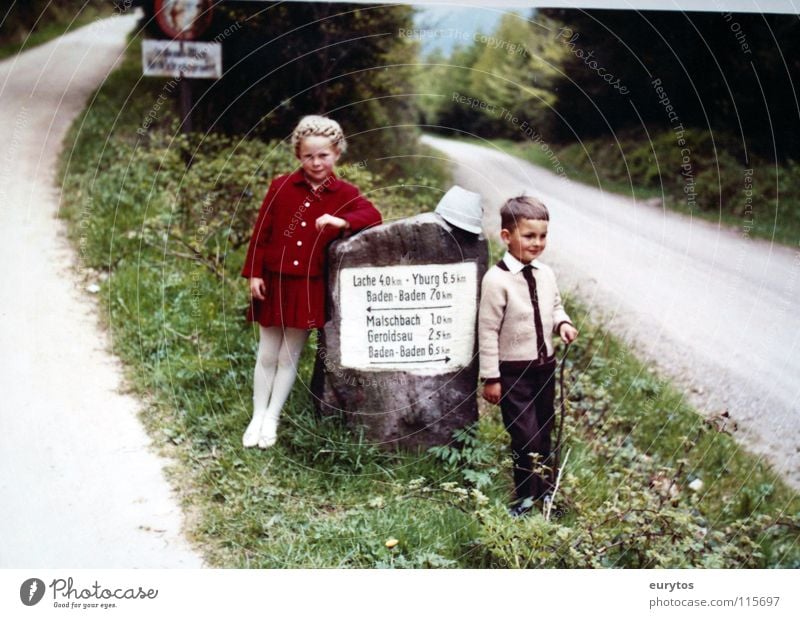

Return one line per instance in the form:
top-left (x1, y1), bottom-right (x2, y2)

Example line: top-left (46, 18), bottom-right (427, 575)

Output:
top-left (242, 326), bottom-right (309, 448)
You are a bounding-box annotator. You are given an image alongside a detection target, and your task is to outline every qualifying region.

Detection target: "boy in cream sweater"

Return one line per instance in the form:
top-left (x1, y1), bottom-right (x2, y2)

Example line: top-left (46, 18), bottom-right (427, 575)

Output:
top-left (479, 195), bottom-right (578, 517)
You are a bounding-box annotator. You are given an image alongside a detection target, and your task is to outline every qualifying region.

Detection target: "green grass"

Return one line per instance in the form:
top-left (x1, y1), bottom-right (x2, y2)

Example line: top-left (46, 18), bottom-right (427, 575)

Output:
top-left (57, 34), bottom-right (800, 568)
top-left (0, 3), bottom-right (114, 62)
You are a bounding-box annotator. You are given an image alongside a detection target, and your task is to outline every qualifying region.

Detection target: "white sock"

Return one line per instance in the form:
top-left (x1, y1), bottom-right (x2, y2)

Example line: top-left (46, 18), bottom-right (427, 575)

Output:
top-left (243, 326), bottom-right (282, 447)
top-left (258, 328), bottom-right (308, 448)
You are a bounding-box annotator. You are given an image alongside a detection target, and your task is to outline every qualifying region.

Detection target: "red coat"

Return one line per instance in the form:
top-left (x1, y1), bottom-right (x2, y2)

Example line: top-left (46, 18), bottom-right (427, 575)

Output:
top-left (241, 169), bottom-right (382, 279)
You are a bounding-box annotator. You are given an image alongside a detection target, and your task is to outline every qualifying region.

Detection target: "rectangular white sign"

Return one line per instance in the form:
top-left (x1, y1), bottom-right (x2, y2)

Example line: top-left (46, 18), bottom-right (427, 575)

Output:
top-left (142, 40), bottom-right (221, 79)
top-left (339, 262), bottom-right (478, 374)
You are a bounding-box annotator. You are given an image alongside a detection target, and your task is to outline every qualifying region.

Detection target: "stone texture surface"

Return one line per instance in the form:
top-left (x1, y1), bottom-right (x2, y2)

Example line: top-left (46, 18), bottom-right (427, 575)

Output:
top-left (312, 213), bottom-right (489, 450)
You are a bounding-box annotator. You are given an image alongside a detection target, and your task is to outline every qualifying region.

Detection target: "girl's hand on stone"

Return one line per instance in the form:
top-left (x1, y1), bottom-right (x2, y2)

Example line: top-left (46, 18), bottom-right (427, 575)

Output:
top-left (249, 277), bottom-right (266, 301)
top-left (482, 382), bottom-right (502, 404)
top-left (315, 214), bottom-right (348, 231)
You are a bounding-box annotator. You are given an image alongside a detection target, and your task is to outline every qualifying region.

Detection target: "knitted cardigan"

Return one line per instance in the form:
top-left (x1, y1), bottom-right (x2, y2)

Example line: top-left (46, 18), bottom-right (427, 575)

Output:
top-left (478, 252), bottom-right (572, 381)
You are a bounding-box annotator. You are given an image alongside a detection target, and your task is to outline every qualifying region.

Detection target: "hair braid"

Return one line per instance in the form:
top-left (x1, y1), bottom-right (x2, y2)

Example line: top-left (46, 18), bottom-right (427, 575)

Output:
top-left (291, 115), bottom-right (348, 156)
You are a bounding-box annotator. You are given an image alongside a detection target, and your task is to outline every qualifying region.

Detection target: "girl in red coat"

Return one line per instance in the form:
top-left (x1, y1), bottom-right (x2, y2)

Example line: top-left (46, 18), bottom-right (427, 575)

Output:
top-left (241, 116), bottom-right (382, 448)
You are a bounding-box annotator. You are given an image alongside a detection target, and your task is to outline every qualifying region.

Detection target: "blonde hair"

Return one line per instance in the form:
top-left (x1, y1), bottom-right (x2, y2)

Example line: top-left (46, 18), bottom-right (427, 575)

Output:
top-left (291, 115), bottom-right (348, 156)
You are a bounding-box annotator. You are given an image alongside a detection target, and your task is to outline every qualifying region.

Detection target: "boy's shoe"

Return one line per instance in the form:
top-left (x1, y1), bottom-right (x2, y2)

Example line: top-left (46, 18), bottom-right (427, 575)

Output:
top-left (508, 497), bottom-right (535, 518)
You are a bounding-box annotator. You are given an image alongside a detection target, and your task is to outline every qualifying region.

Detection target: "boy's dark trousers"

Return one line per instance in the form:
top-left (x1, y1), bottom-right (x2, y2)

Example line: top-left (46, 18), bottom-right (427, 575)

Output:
top-left (499, 359), bottom-right (557, 501)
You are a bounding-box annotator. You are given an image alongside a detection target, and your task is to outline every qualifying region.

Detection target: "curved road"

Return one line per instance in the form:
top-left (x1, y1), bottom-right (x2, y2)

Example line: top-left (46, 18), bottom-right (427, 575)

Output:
top-left (423, 135), bottom-right (800, 490)
top-left (0, 13), bottom-right (202, 566)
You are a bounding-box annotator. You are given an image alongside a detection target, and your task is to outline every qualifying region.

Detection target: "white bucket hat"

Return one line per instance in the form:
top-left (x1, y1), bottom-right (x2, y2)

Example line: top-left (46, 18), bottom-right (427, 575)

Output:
top-left (434, 185), bottom-right (483, 234)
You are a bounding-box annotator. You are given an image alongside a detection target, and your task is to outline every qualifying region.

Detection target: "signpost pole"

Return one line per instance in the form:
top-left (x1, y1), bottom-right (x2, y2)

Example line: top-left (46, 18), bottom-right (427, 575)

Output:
top-left (147, 2), bottom-right (222, 136)
top-left (179, 77), bottom-right (193, 134)
top-left (178, 41), bottom-right (192, 134)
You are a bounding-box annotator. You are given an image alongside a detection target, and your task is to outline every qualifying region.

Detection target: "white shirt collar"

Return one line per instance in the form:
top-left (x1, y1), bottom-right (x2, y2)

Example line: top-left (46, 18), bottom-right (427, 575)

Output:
top-left (502, 251), bottom-right (540, 274)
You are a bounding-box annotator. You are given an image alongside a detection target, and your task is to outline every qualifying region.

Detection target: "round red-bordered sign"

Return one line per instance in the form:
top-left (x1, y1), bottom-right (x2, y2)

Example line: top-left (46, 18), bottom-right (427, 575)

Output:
top-left (154, 0), bottom-right (214, 41)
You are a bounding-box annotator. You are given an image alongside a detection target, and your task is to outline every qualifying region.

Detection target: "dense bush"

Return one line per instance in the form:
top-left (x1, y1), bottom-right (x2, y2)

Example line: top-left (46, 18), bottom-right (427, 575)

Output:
top-left (132, 1), bottom-right (421, 179)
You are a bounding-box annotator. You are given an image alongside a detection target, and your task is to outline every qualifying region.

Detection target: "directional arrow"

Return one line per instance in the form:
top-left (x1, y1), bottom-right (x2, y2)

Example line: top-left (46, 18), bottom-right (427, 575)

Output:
top-left (370, 356), bottom-right (451, 365)
top-left (367, 305), bottom-right (452, 312)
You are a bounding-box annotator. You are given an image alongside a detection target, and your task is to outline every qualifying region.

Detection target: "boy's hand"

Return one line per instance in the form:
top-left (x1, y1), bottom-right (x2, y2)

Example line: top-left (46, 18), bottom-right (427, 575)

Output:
top-left (249, 277), bottom-right (266, 301)
top-left (482, 382), bottom-right (502, 404)
top-left (559, 322), bottom-right (579, 344)
top-left (315, 214), bottom-right (348, 231)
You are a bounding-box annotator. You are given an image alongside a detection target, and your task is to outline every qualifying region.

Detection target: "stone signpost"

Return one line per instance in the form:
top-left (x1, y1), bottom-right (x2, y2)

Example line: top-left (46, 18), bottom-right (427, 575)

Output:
top-left (312, 212), bottom-right (489, 450)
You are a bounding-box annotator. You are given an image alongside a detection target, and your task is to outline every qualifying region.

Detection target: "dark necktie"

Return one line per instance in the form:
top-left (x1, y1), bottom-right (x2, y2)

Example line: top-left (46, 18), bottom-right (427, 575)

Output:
top-left (521, 264), bottom-right (547, 362)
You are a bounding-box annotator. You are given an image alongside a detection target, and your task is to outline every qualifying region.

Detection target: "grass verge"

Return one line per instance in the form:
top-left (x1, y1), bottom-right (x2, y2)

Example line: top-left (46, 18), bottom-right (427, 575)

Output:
top-left (58, 35), bottom-right (800, 568)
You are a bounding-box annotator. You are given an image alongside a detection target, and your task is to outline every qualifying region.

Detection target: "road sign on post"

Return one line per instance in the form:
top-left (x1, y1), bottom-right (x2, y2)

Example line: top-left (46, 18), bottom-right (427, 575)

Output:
top-left (142, 40), bottom-right (222, 79)
top-left (154, 0), bottom-right (214, 40)
top-left (144, 0), bottom-right (218, 135)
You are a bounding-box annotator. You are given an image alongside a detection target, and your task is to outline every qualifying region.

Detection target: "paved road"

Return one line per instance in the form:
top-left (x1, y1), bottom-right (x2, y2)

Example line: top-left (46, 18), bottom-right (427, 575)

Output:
top-left (0, 13), bottom-right (203, 567)
top-left (423, 135), bottom-right (800, 490)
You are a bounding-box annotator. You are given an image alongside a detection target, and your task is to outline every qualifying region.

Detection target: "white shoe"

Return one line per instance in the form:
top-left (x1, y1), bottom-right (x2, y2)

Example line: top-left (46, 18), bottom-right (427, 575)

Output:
top-left (257, 432), bottom-right (277, 449)
top-left (257, 413), bottom-right (279, 449)
top-left (242, 414), bottom-right (265, 448)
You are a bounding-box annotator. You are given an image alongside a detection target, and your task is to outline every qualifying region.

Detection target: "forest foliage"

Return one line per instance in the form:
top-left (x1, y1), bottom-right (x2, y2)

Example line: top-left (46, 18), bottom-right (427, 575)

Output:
top-left (422, 9), bottom-right (800, 162)
top-left (417, 8), bottom-right (800, 236)
top-left (135, 1), bottom-right (420, 178)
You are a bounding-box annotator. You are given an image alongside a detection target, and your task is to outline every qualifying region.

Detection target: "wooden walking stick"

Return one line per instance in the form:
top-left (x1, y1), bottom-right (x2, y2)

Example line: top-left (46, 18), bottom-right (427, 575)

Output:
top-left (550, 343), bottom-right (571, 488)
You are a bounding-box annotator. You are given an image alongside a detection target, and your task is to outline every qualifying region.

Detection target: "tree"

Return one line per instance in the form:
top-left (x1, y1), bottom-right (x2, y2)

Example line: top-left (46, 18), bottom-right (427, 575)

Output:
top-left (416, 11), bottom-right (567, 139)
top-left (539, 8), bottom-right (800, 160)
top-left (469, 12), bottom-right (565, 135)
top-left (137, 1), bottom-right (419, 174)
